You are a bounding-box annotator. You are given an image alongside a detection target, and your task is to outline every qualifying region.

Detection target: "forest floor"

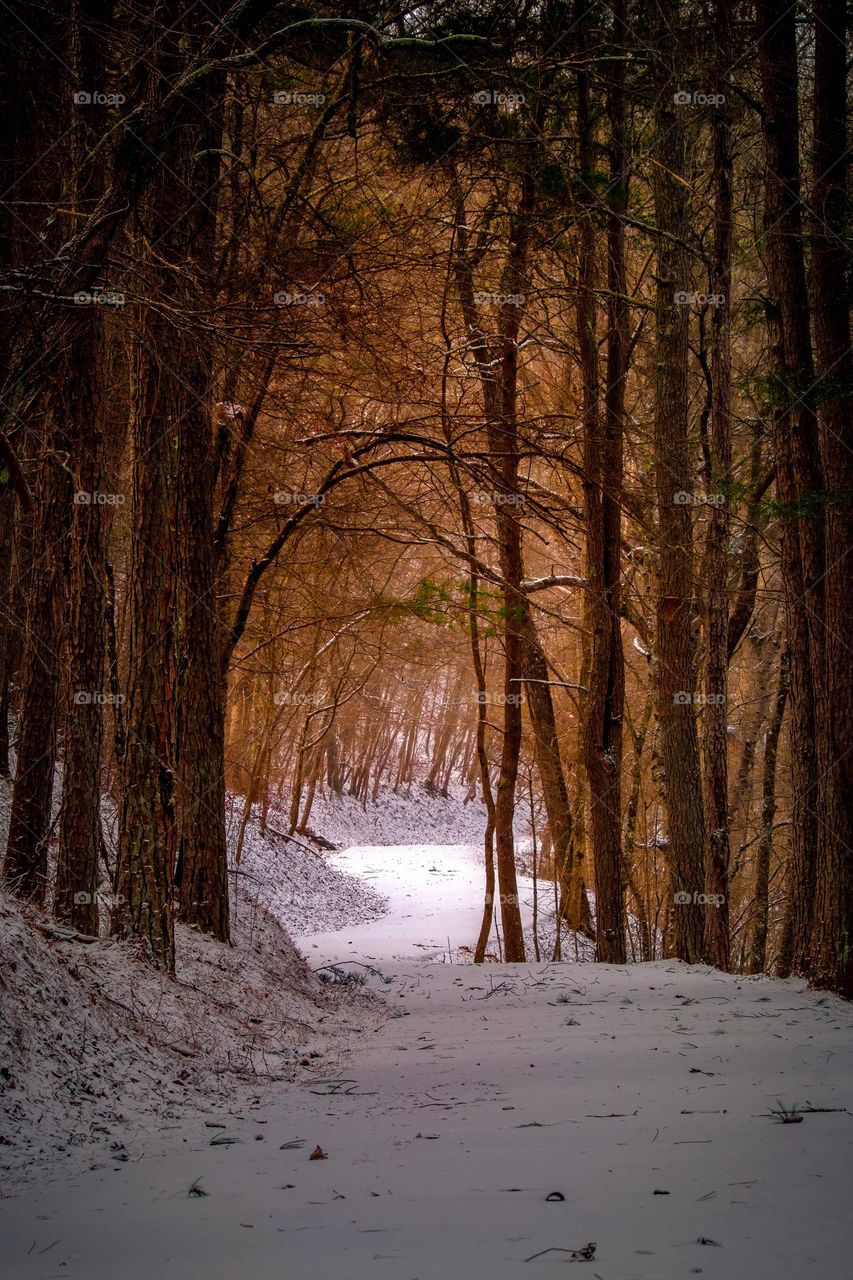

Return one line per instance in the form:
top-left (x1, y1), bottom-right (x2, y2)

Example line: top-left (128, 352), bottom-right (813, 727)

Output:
top-left (2, 790), bottom-right (853, 1279)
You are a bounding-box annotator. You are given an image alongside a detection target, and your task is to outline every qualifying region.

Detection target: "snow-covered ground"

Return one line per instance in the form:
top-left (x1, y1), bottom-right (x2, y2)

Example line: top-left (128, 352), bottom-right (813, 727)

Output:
top-left (296, 842), bottom-right (588, 964)
top-left (2, 959), bottom-right (851, 1279)
top-left (3, 783), bottom-right (853, 1279)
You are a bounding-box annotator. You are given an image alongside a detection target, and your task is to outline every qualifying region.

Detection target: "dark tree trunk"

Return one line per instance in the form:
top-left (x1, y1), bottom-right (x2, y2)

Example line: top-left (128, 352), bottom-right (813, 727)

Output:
top-left (1, 3), bottom-right (68, 904)
top-left (757, 0), bottom-right (825, 980)
top-left (519, 610), bottom-right (587, 937)
top-left (807, 0), bottom-right (853, 996)
top-left (451, 171), bottom-right (532, 961)
top-left (55, 0), bottom-right (118, 933)
top-left (748, 646), bottom-right (789, 974)
top-left (469, 564), bottom-right (498, 964)
top-left (701, 0), bottom-right (733, 970)
top-left (578, 0), bottom-right (628, 963)
top-left (173, 72), bottom-right (230, 943)
top-left (651, 0), bottom-right (705, 962)
top-left (0, 490), bottom-right (16, 777)
top-left (54, 313), bottom-right (110, 934)
top-left (4, 429), bottom-right (69, 903)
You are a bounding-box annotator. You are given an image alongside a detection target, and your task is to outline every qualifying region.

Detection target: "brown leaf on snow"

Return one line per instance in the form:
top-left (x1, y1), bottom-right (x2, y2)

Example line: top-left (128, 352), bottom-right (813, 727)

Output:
top-left (309, 1145), bottom-right (328, 1160)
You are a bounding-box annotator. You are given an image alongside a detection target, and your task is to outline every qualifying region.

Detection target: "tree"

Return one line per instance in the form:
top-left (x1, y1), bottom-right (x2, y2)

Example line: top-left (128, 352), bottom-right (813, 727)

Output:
top-left (650, 0), bottom-right (706, 962)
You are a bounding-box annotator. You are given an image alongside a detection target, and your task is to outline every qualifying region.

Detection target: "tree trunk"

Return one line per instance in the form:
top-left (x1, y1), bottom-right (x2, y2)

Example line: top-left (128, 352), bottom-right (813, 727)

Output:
top-left (807, 0), bottom-right (853, 996)
top-left (4, 435), bottom-right (68, 903)
top-left (2, 7), bottom-right (68, 904)
top-left (55, 0), bottom-right (117, 933)
top-left (173, 69), bottom-right (230, 941)
top-left (701, 0), bottom-right (733, 969)
top-left (578, 0), bottom-right (628, 962)
top-left (757, 0), bottom-right (824, 981)
top-left (53, 314), bottom-right (110, 933)
top-left (748, 646), bottom-right (789, 974)
top-left (651, 0), bottom-right (705, 961)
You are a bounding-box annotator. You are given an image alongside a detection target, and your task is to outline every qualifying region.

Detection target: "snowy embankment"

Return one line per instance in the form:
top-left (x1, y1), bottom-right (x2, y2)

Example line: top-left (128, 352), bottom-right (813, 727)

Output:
top-left (0, 779), bottom-right (390, 1192)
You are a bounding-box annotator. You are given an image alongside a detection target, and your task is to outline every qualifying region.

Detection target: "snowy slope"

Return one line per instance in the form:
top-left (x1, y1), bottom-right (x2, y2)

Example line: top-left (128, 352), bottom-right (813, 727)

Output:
top-left (304, 782), bottom-right (497, 848)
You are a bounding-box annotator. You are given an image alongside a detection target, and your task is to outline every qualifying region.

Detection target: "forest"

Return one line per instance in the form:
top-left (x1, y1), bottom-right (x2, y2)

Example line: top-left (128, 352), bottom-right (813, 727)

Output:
top-left (0, 2), bottom-right (852, 1276)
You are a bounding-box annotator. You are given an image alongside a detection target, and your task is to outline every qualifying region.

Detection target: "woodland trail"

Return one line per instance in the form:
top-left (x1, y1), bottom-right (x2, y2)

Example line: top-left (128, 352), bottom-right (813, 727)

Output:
top-left (2, 846), bottom-right (852, 1280)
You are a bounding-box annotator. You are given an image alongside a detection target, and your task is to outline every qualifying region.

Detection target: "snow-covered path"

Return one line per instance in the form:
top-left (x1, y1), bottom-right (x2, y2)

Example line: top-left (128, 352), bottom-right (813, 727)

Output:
top-left (2, 845), bottom-right (853, 1280)
top-left (299, 843), bottom-right (506, 963)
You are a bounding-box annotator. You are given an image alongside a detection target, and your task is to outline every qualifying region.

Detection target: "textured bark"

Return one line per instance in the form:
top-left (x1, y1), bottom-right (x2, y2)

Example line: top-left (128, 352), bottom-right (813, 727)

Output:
top-left (113, 16), bottom-right (192, 970)
top-left (757, 0), bottom-right (824, 981)
top-left (1, 3), bottom-right (68, 904)
top-left (53, 313), bottom-right (109, 934)
top-left (578, 0), bottom-right (628, 963)
top-left (807, 0), bottom-right (853, 996)
top-left (3, 442), bottom-right (68, 903)
top-left (748, 646), bottom-right (789, 974)
top-left (651, 0), bottom-right (705, 962)
top-left (0, 490), bottom-right (16, 777)
top-left (55, 0), bottom-right (117, 933)
top-left (701, 0), bottom-right (733, 970)
top-left (173, 70), bottom-right (230, 942)
top-left (113, 289), bottom-right (179, 969)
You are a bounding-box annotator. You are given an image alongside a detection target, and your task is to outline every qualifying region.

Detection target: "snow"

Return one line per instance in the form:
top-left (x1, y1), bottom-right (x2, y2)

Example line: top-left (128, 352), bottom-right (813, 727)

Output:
top-left (233, 821), bottom-right (390, 939)
top-left (3, 782), bottom-right (853, 1278)
top-left (301, 781), bottom-right (503, 848)
top-left (2, 960), bottom-right (852, 1279)
top-left (295, 842), bottom-right (590, 964)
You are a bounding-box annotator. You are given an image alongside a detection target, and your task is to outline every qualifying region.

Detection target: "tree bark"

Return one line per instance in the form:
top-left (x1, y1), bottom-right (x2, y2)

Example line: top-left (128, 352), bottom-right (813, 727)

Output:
top-left (807, 0), bottom-right (853, 996)
top-left (55, 0), bottom-right (118, 933)
top-left (748, 645), bottom-right (789, 974)
top-left (651, 0), bottom-right (705, 962)
top-left (173, 70), bottom-right (230, 943)
top-left (701, 0), bottom-right (733, 970)
top-left (757, 0), bottom-right (824, 980)
top-left (578, 0), bottom-right (628, 962)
